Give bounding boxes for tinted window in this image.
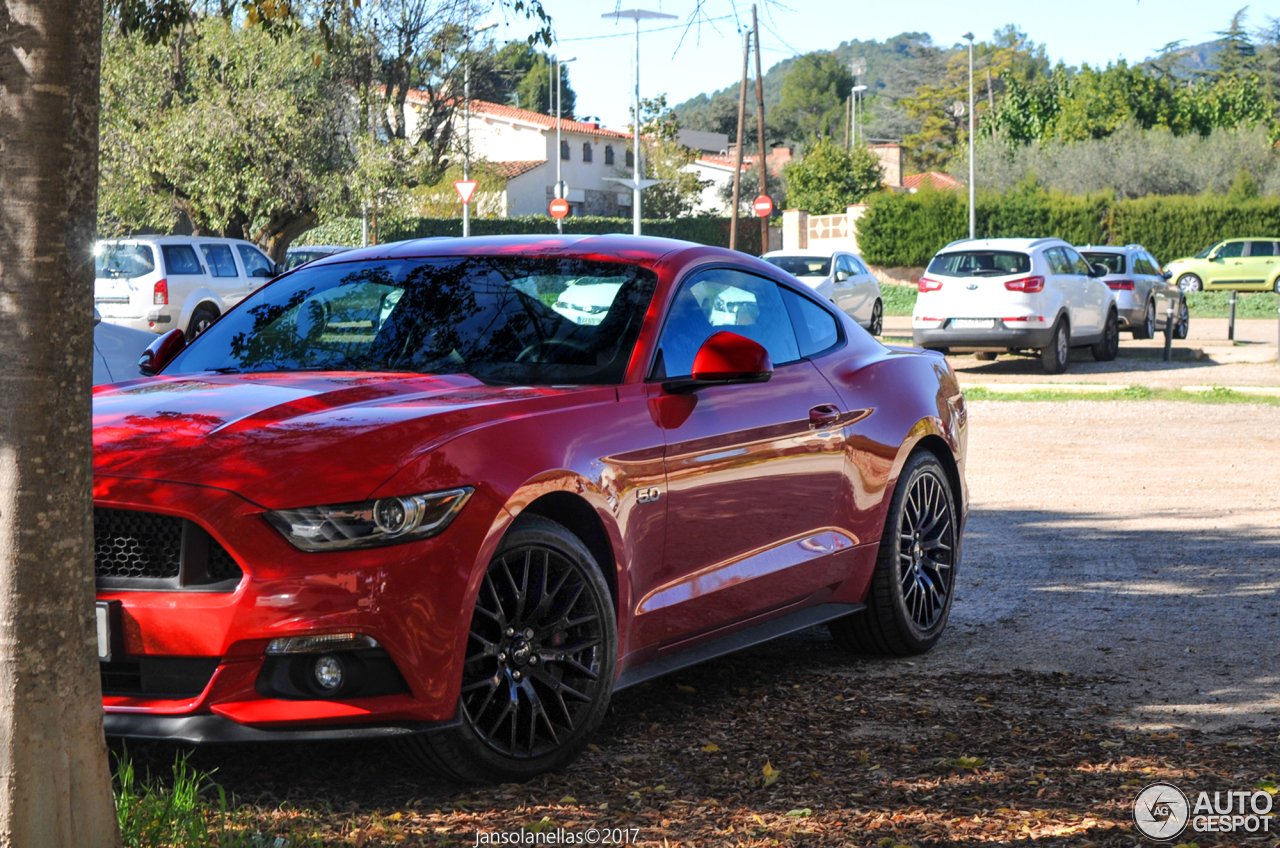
[927,251,1030,276]
[654,269,799,379]
[1080,252,1125,274]
[1062,247,1090,275]
[781,288,840,357]
[764,256,830,278]
[285,251,325,270]
[1248,240,1276,257]
[237,245,274,277]
[1217,241,1244,258]
[1144,253,1163,274]
[1044,248,1071,275]
[161,245,204,275]
[95,243,155,278]
[167,258,657,386]
[200,244,239,277]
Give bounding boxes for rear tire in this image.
[830,450,958,656]
[397,516,617,784]
[1040,318,1069,374]
[868,299,884,336]
[187,305,220,339]
[1091,310,1119,361]
[1173,299,1190,339]
[973,351,997,361]
[1133,301,1155,340]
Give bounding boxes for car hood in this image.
[93,372,596,508]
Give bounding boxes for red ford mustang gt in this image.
[93,235,968,783]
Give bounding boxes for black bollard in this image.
[1163,301,1174,363]
[1229,290,1236,342]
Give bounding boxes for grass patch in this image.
[1185,290,1278,319]
[880,282,918,316]
[115,747,317,848]
[963,384,1280,405]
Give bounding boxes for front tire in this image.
[868,299,884,336]
[1178,274,1202,293]
[1040,318,1070,374]
[397,516,617,784]
[1091,310,1119,361]
[830,450,958,656]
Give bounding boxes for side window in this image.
[781,288,840,357]
[1146,253,1163,274]
[654,269,800,380]
[1062,247,1090,275]
[161,244,204,276]
[838,256,857,276]
[237,245,274,278]
[851,256,871,275]
[200,244,239,277]
[1043,247,1068,276]
[1217,241,1244,258]
[1248,240,1276,257]
[1131,255,1148,276]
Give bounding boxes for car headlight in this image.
[265,487,473,551]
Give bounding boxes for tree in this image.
[0,0,122,844]
[474,41,575,116]
[774,52,853,141]
[624,95,710,219]
[783,136,883,214]
[1214,7,1259,80]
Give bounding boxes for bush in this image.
[298,215,765,254]
[1110,195,1280,261]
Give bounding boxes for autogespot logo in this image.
[1133,783,1190,841]
[1133,782,1275,840]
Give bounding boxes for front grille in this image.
[101,657,220,698]
[93,508,243,590]
[95,508,183,579]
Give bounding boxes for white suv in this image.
[94,236,280,338]
[912,237,1119,373]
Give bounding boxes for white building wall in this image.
[504,164,552,217]
[685,161,735,216]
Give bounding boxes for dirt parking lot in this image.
[124,401,1280,846]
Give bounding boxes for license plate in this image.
[951,319,994,329]
[95,601,114,661]
[94,296,131,304]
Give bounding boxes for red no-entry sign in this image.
[454,180,479,204]
[752,195,773,218]
[549,198,570,219]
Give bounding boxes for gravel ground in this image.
[121,401,1280,846]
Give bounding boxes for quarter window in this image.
[654,269,800,380]
[200,244,239,277]
[237,245,275,278]
[1247,240,1276,257]
[161,245,204,276]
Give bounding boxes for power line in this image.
[557,15,734,42]
[759,19,803,57]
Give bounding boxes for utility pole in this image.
[463,2,472,238]
[753,5,769,254]
[729,28,750,251]
[964,31,975,240]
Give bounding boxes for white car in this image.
[761,250,883,335]
[552,280,624,326]
[92,309,154,385]
[912,237,1119,374]
[94,236,280,338]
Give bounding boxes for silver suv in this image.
[1076,244,1188,340]
[94,236,280,338]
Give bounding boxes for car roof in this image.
[97,235,258,247]
[288,245,352,253]
[937,237,1067,252]
[761,249,855,258]
[1077,244,1143,253]
[303,234,718,270]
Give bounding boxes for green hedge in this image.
[299,215,764,254]
[857,190,1280,267]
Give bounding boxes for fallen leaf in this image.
[762,760,781,787]
[676,684,696,694]
[701,743,720,753]
[786,808,813,817]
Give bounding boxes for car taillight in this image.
[1004,276,1045,293]
[918,277,943,292]
[1107,279,1135,290]
[153,279,168,305]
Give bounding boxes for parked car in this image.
[912,237,1119,374]
[761,249,884,335]
[1076,244,1188,340]
[94,235,968,783]
[93,309,154,386]
[94,236,281,339]
[1164,238,1280,293]
[285,244,353,271]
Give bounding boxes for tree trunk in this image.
[0,1,120,845]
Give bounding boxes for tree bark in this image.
[0,1,120,845]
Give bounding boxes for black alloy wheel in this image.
[1135,301,1155,340]
[1091,310,1120,361]
[869,299,884,336]
[830,450,958,655]
[398,516,616,783]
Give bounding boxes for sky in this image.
[484,0,1270,129]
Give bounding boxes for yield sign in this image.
[454,180,479,204]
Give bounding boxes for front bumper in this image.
[103,711,458,743]
[913,320,1056,351]
[94,475,498,738]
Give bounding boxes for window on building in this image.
[560,140,570,161]
[625,149,634,168]
[582,142,593,163]
[604,145,614,165]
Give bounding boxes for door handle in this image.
[809,404,841,427]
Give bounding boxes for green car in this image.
[1163,238,1280,293]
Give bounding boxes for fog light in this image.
[313,655,344,692]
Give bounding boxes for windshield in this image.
[166,257,658,385]
[1079,252,1125,274]
[927,251,1031,277]
[95,243,156,278]
[1193,244,1217,259]
[763,256,831,278]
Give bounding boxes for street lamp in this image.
[463,15,498,238]
[962,31,975,240]
[601,8,678,236]
[851,84,867,148]
[552,56,577,234]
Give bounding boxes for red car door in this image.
[631,267,848,650]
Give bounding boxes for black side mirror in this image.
[1088,263,1109,278]
[1162,269,1172,280]
[138,328,185,376]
